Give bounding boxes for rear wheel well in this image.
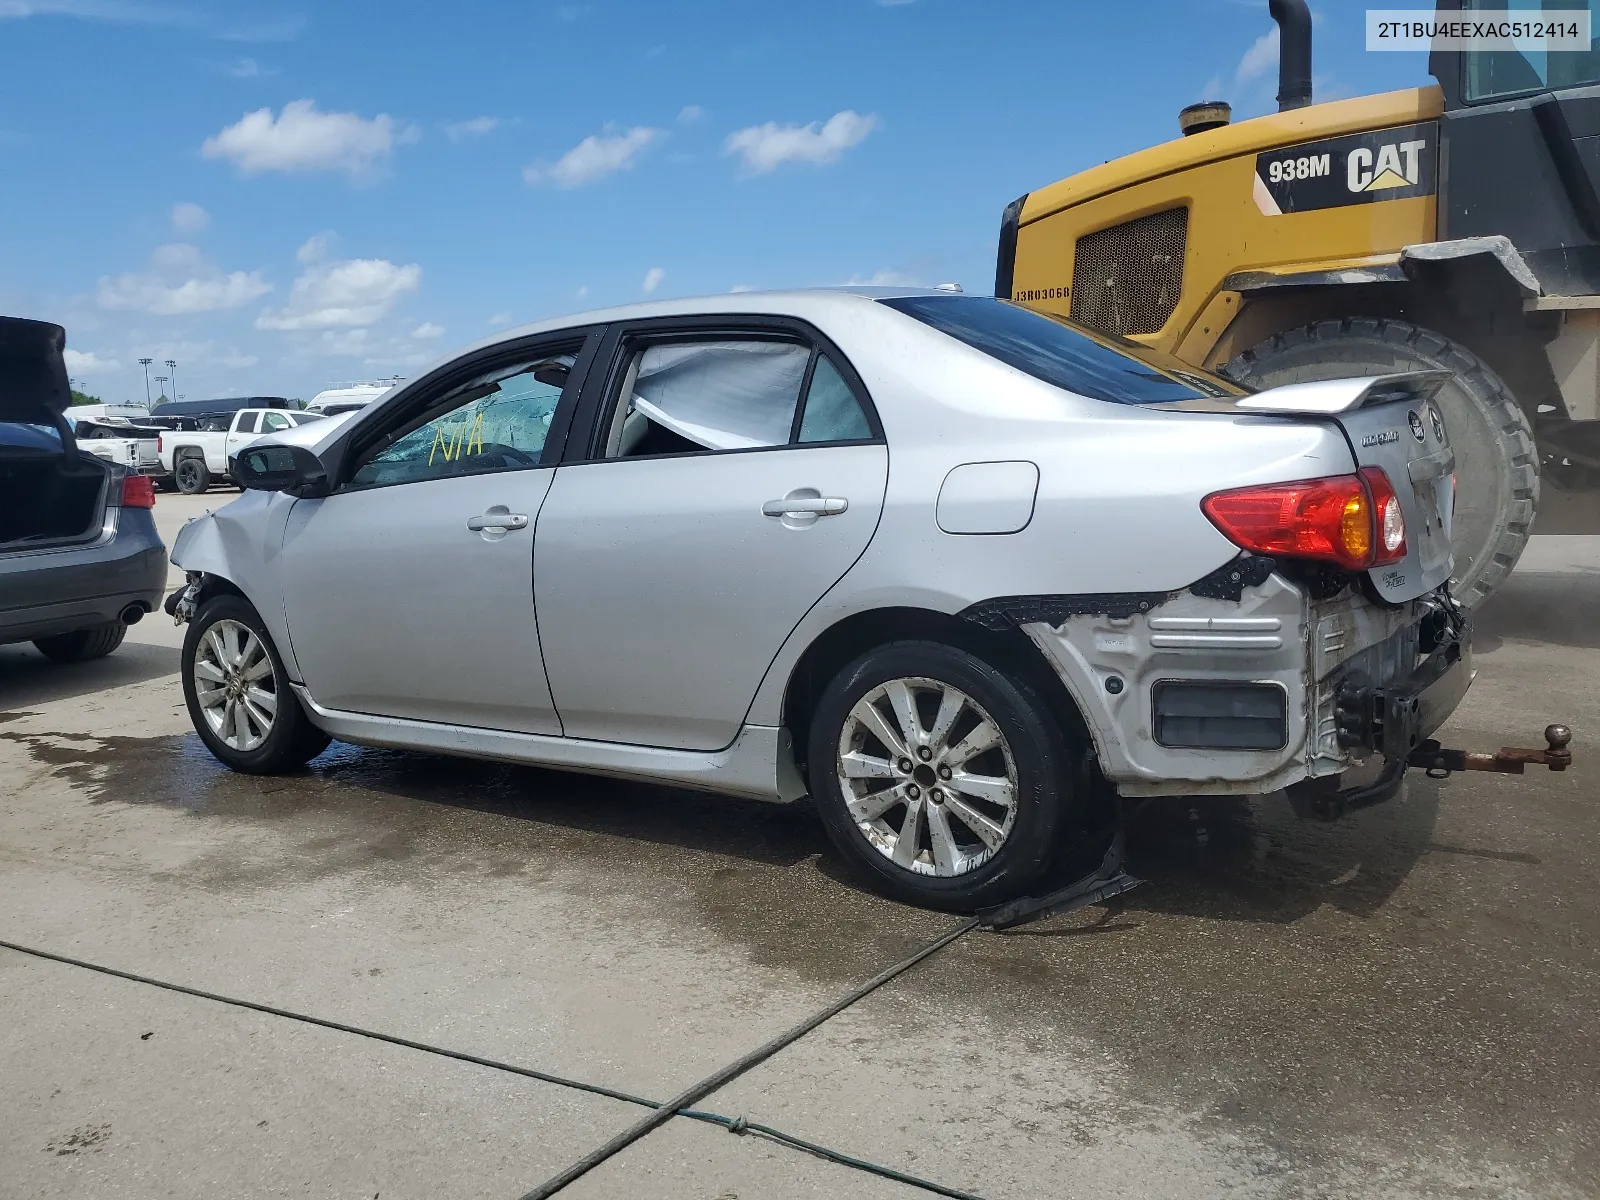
[781,607,1088,784]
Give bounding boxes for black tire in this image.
[33,622,127,663]
[182,595,331,774]
[807,640,1079,911]
[174,454,211,495]
[1226,318,1537,607]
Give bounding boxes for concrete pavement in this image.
[1,491,1595,1198]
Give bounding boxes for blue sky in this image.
[0,0,1429,405]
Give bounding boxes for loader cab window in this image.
[1462,0,1600,102]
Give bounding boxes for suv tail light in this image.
[1203,468,1405,571]
[121,473,156,509]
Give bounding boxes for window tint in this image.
[879,295,1241,405]
[347,353,574,489]
[235,412,259,434]
[1464,0,1599,101]
[798,355,872,443]
[287,411,323,426]
[606,339,809,458]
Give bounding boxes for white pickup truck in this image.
[157,408,324,494]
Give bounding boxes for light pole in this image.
[154,376,168,403]
[165,359,177,404]
[138,358,153,406]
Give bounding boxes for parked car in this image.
[168,289,1479,909]
[74,417,164,477]
[158,407,323,494]
[1,317,167,663]
[150,395,291,419]
[306,380,401,416]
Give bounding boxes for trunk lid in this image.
[1236,373,1456,603]
[0,316,73,427]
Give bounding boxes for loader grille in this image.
[1069,207,1188,337]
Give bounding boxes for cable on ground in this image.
[0,933,983,1200]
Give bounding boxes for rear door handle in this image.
[466,511,529,531]
[762,497,848,518]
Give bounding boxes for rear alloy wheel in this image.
[175,455,210,495]
[182,595,330,773]
[809,640,1078,911]
[33,621,127,663]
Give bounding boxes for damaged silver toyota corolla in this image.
[165,290,1572,911]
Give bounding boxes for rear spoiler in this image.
[1235,371,1454,415]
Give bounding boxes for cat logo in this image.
[1348,138,1429,193]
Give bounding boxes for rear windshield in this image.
[879,295,1242,405]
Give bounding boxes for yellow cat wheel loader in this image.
[998,0,1600,604]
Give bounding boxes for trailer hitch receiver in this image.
[1408,724,1573,777]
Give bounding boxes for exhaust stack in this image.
[1269,0,1313,111]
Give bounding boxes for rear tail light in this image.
[121,473,156,508]
[1202,468,1405,571]
[157,434,165,454]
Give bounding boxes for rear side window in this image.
[879,295,1240,405]
[235,412,259,433]
[798,355,872,443]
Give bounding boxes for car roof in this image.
[449,287,950,360]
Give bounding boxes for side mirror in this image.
[233,442,330,496]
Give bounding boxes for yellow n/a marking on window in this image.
[428,412,486,465]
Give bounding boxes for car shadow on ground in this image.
[0,640,178,711]
[5,716,1450,932]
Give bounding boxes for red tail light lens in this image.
[157,434,165,454]
[1203,469,1405,570]
[121,473,156,509]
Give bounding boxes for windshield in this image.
[1463,1,1600,101]
[879,295,1243,405]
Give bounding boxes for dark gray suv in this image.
[1,317,167,663]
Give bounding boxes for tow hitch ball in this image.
[1408,724,1573,777]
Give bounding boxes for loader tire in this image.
[1225,318,1537,607]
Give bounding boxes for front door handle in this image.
[466,511,529,532]
[762,496,848,518]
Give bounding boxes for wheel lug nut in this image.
[906,785,920,799]
[918,747,932,761]
[929,789,942,802]
[898,758,913,773]
[938,765,952,780]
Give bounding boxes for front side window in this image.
[287,411,323,426]
[603,337,875,458]
[260,411,291,433]
[346,352,575,490]
[880,294,1241,405]
[1463,0,1600,102]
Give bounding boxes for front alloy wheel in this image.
[839,677,1018,877]
[192,618,278,751]
[182,594,331,774]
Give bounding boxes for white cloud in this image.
[728,284,753,293]
[524,125,660,188]
[228,56,264,78]
[256,240,422,331]
[64,348,120,375]
[487,310,513,328]
[201,100,416,180]
[724,110,878,174]
[170,201,209,235]
[1236,28,1279,84]
[847,268,918,286]
[97,242,271,316]
[642,266,665,294]
[677,105,704,125]
[410,321,444,339]
[576,285,589,300]
[297,231,336,264]
[445,116,499,141]
[0,2,303,40]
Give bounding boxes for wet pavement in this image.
[0,493,1596,1198]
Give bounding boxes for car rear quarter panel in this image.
[744,306,1359,727]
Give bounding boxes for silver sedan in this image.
[170,288,1469,909]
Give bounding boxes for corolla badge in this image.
[1361,429,1400,447]
[1408,409,1426,442]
